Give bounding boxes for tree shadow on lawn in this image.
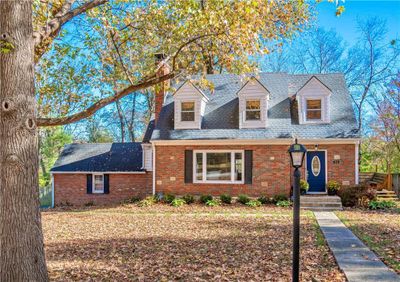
[45,219,343,281]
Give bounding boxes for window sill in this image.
[193,181,245,184]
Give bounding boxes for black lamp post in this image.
[288,139,307,282]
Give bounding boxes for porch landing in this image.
[300,195,343,211]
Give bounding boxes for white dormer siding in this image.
[238,78,269,129]
[173,81,208,130]
[296,76,331,124]
[141,144,153,171]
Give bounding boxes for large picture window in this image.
[194,151,244,183]
[306,99,322,120]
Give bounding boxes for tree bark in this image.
[0,1,48,281]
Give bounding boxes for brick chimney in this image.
[154,53,170,124]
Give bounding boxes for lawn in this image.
[42,204,345,281]
[336,208,400,274]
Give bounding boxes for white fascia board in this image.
[50,171,147,174]
[151,138,361,146]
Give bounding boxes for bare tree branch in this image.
[37,72,177,127]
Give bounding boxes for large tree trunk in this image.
[0,1,49,281]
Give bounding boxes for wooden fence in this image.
[39,186,52,208]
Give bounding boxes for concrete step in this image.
[300,195,343,211]
[301,206,343,211]
[301,196,341,203]
[301,202,343,208]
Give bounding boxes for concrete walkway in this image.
[314,212,399,282]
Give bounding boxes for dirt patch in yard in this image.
[43,205,344,281]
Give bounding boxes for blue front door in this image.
[306,151,326,193]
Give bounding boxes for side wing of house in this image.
[50,143,153,206]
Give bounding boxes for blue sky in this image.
[316,1,400,43]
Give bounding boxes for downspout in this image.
[51,173,55,208]
[355,141,359,185]
[152,142,156,195]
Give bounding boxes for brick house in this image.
[51,69,360,206]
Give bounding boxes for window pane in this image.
[307,110,321,120]
[246,100,260,110]
[206,153,231,181]
[235,153,242,181]
[196,153,203,181]
[181,102,195,111]
[246,110,261,120]
[94,175,103,192]
[181,111,195,121]
[307,100,321,110]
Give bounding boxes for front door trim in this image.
[305,149,328,194]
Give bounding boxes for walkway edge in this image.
[314,211,399,282]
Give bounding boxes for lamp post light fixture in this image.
[288,138,307,282]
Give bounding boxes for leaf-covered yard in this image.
[336,209,400,273]
[42,205,344,281]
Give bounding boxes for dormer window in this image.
[237,77,269,129]
[306,99,322,121]
[296,76,331,124]
[181,102,195,122]
[173,81,209,130]
[245,100,261,121]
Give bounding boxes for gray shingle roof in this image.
[144,73,359,141]
[51,143,143,172]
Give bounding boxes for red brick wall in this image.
[53,173,152,206]
[155,144,357,197]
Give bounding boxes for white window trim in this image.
[193,150,245,184]
[92,173,105,194]
[244,99,261,122]
[305,98,323,122]
[180,101,196,122]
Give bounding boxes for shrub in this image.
[338,185,376,207]
[237,194,250,204]
[257,196,271,205]
[206,199,221,207]
[125,196,141,204]
[200,194,213,204]
[276,200,292,207]
[246,199,262,207]
[138,196,157,207]
[327,180,341,195]
[220,194,232,204]
[300,180,309,194]
[182,194,195,204]
[272,194,288,204]
[163,194,175,204]
[84,201,94,207]
[171,198,186,207]
[368,200,396,210]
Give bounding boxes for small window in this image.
[245,100,261,120]
[181,102,195,121]
[306,99,322,120]
[311,156,321,177]
[93,174,104,193]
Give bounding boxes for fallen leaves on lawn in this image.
[42,205,345,281]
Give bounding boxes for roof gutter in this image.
[50,171,147,174]
[151,138,361,146]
